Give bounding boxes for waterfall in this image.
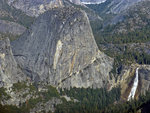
[128,68,139,101]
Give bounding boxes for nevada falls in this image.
[128,68,139,101]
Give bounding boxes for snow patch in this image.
[81,0,106,4]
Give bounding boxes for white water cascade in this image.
[128,68,139,101]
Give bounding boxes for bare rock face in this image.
[0,20,26,36]
[69,0,81,4]
[0,38,25,88]
[7,0,64,17]
[138,65,150,95]
[107,0,143,14]
[12,7,113,88]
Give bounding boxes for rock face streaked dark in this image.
[12,7,113,88]
[0,38,25,88]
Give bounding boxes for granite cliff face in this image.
[6,0,81,17]
[138,65,150,95]
[0,20,26,36]
[7,0,63,17]
[0,38,25,88]
[12,7,113,88]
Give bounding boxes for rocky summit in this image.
[12,7,113,89]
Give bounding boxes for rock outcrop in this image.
[0,0,34,36]
[0,38,25,88]
[138,65,150,95]
[0,20,26,36]
[70,0,81,4]
[7,0,64,17]
[107,0,143,14]
[12,7,113,88]
[30,98,62,113]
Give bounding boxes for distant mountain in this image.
[87,0,145,17]
[6,0,100,17]
[81,0,106,4]
[109,1,150,34]
[87,0,150,35]
[106,0,143,14]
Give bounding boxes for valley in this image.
[0,0,150,113]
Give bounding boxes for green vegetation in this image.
[55,87,121,113]
[56,89,150,113]
[88,2,150,77]
[101,91,150,113]
[0,84,60,113]
[0,87,10,101]
[105,46,150,77]
[86,0,112,15]
[41,85,60,102]
[19,85,60,112]
[0,97,42,113]
[12,82,37,93]
[26,97,42,109]
[0,85,150,113]
[0,1,150,113]
[12,82,28,91]
[87,0,115,21]
[29,85,37,93]
[0,104,21,113]
[94,26,150,44]
[89,1,150,45]
[0,33,20,41]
